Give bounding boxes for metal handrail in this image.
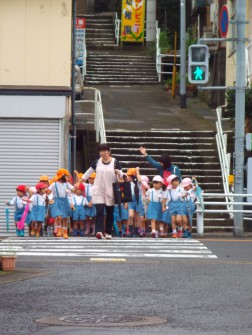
[115,13,120,46]
[215,106,233,216]
[75,87,106,144]
[155,22,180,81]
[196,193,252,236]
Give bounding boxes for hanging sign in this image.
[76,18,86,66]
[121,0,146,43]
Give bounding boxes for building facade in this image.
[0,0,72,235]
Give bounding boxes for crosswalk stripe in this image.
[0,237,218,259]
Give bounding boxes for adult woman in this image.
[82,143,123,239]
[139,146,182,182]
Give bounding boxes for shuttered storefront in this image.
[0,119,62,236]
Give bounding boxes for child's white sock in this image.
[178,227,182,231]
[173,229,177,234]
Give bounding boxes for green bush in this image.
[225,86,252,119]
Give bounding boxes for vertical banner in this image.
[76,18,86,66]
[121,0,146,43]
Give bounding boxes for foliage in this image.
[186,27,197,53]
[159,31,172,53]
[225,86,252,119]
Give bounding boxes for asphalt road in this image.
[0,239,252,335]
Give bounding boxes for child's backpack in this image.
[163,170,172,186]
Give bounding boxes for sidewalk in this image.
[96,84,217,131]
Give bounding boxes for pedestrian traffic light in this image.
[188,44,209,84]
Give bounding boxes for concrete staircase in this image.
[106,130,234,233]
[85,14,115,48]
[83,13,158,85]
[85,52,158,85]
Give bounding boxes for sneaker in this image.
[96,232,104,239]
[30,229,35,236]
[182,230,189,238]
[35,231,40,237]
[177,230,183,238]
[73,229,78,237]
[171,233,177,238]
[139,229,145,237]
[159,231,167,238]
[188,231,192,238]
[19,230,24,237]
[151,230,158,238]
[125,227,131,237]
[105,234,112,240]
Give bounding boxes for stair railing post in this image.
[196,201,204,236]
[94,89,99,142]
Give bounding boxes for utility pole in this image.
[180,0,186,108]
[233,0,246,237]
[71,0,77,175]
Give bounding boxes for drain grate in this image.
[36,314,167,327]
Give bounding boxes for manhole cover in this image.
[36,314,167,327]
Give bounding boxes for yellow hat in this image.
[50,175,58,184]
[56,168,71,180]
[78,173,83,179]
[126,168,136,176]
[39,175,50,182]
[89,172,96,179]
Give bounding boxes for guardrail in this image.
[215,106,233,216]
[155,22,180,82]
[196,193,252,236]
[75,87,106,144]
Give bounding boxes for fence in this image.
[196,193,252,236]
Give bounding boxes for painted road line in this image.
[1,238,218,259]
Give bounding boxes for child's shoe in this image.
[159,230,167,237]
[133,227,139,237]
[19,229,24,237]
[126,226,131,237]
[188,231,192,238]
[105,233,112,240]
[73,229,78,237]
[80,230,84,237]
[16,228,20,237]
[96,232,104,239]
[30,228,35,236]
[35,231,40,237]
[151,230,158,238]
[177,230,183,238]
[139,228,145,237]
[171,233,177,238]
[56,227,63,237]
[63,228,68,239]
[182,230,189,238]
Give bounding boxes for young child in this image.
[140,175,150,237]
[146,176,164,238]
[30,182,48,237]
[48,168,77,239]
[182,177,197,238]
[84,173,96,235]
[71,183,89,236]
[126,167,144,237]
[6,185,29,237]
[162,174,184,238]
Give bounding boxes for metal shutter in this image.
[0,119,61,236]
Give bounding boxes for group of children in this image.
[6,167,199,239]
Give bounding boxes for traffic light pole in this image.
[180,0,186,108]
[233,0,246,237]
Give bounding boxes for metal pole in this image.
[71,0,77,175]
[180,0,186,108]
[234,0,246,237]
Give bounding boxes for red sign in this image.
[76,18,86,29]
[220,5,229,38]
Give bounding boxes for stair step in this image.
[86,81,159,85]
[106,136,216,143]
[107,142,217,149]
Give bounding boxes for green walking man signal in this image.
[188,45,209,84]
